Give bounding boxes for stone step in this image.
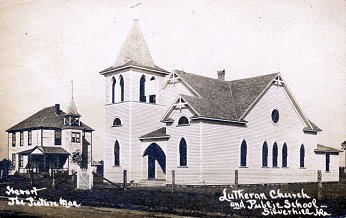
[137,180,167,187]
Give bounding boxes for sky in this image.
[0,0,345,165]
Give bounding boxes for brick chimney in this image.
[217,70,225,81]
[55,104,60,113]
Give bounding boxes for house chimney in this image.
[217,70,225,81]
[55,104,60,113]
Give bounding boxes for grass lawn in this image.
[0,175,345,217]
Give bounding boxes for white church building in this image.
[100,20,342,185]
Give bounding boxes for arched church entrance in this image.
[143,143,166,180]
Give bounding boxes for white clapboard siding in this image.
[130,102,166,182]
[166,108,202,185]
[104,102,131,183]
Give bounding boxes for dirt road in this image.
[0,199,186,218]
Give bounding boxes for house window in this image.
[119,75,124,102]
[28,131,32,146]
[271,109,279,124]
[112,118,122,126]
[178,116,189,125]
[12,154,16,168]
[20,132,24,146]
[12,133,16,147]
[111,77,116,103]
[262,141,268,167]
[300,144,305,168]
[114,141,120,166]
[179,138,187,166]
[19,155,23,167]
[240,140,247,167]
[272,142,278,167]
[282,143,288,167]
[139,75,146,102]
[71,132,80,143]
[55,130,62,145]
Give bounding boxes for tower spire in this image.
[114,19,155,68]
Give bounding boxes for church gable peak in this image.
[114,19,155,68]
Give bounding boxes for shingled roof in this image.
[99,20,169,75]
[139,127,170,140]
[176,70,278,121]
[171,70,321,131]
[6,105,93,132]
[314,144,343,154]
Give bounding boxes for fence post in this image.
[235,170,238,189]
[171,170,175,193]
[52,170,55,189]
[123,170,127,190]
[317,170,322,200]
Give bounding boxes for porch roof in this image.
[314,144,343,155]
[17,146,69,155]
[139,127,170,140]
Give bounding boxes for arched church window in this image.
[179,138,187,166]
[112,118,122,126]
[272,142,278,167]
[240,140,247,167]
[300,144,305,168]
[262,141,268,167]
[139,75,146,102]
[178,116,189,125]
[119,75,124,102]
[282,143,288,167]
[114,141,120,166]
[111,77,116,103]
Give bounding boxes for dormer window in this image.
[112,118,122,127]
[178,116,190,126]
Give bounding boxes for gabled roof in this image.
[17,146,69,155]
[163,70,320,131]
[314,144,343,154]
[139,127,170,140]
[170,71,277,121]
[6,105,94,132]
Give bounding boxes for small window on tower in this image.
[112,118,122,126]
[71,132,80,143]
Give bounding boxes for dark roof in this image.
[18,146,69,155]
[176,70,277,121]
[174,70,320,130]
[314,144,343,154]
[99,60,170,75]
[6,106,94,132]
[139,127,170,140]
